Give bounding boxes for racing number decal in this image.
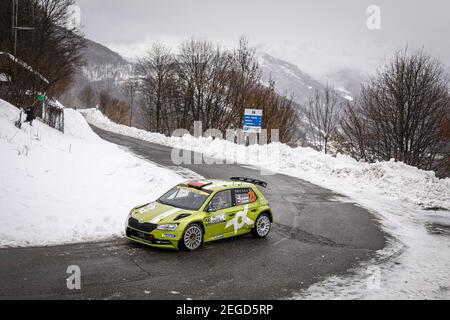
[248,191,257,203]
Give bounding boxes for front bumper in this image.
[125,226,180,250]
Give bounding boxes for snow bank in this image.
[82,108,450,299]
[0,100,183,247]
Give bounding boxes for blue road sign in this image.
[243,109,263,133]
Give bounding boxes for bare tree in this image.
[120,79,139,127]
[0,0,85,107]
[337,49,450,174]
[80,84,97,108]
[337,101,369,161]
[120,37,299,144]
[226,36,262,129]
[305,86,342,154]
[136,43,175,132]
[177,39,215,129]
[98,90,129,125]
[435,106,450,177]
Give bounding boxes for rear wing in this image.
[230,177,268,189]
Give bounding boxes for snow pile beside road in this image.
[279,148,449,211]
[0,99,183,247]
[82,108,450,211]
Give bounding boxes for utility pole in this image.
[11,0,35,57]
[12,0,17,55]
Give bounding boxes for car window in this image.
[159,187,210,211]
[208,190,233,211]
[167,188,189,200]
[234,188,258,206]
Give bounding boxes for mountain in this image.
[257,52,326,105]
[257,52,360,105]
[60,39,367,113]
[59,38,134,108]
[324,68,368,99]
[81,38,133,82]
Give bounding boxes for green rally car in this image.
[125,177,273,251]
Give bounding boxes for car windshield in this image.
[158,186,210,211]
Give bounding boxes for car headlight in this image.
[157,224,178,231]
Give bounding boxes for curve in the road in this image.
[0,126,386,300]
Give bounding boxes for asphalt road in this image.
[0,126,386,300]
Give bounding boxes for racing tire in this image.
[251,213,272,239]
[179,223,204,252]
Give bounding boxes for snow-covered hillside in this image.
[0,99,182,247]
[81,38,134,82]
[83,108,450,299]
[258,53,327,104]
[258,52,361,104]
[60,38,134,108]
[324,68,367,98]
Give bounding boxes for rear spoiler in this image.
[230,177,268,188]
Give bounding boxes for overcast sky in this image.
[75,0,450,76]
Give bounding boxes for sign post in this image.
[36,95,46,102]
[36,95,46,125]
[243,109,263,133]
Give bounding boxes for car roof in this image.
[182,179,256,192]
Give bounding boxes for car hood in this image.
[131,201,193,224]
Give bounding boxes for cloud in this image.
[77,0,450,75]
[106,35,236,61]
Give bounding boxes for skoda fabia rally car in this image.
[125,177,273,251]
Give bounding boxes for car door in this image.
[203,190,233,241]
[224,188,260,236]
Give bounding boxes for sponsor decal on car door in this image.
[204,190,232,241]
[225,205,254,235]
[225,188,259,235]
